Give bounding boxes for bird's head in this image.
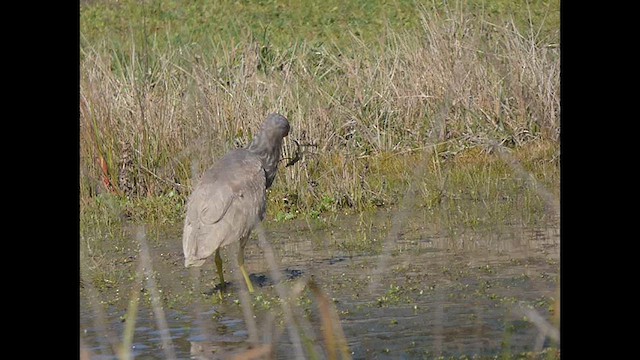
[262,113,290,139]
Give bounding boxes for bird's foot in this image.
[202,281,232,296]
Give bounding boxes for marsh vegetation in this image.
[80,0,560,358]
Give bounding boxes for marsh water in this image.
[80,208,559,359]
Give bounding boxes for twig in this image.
[133,148,185,189]
[513,302,560,345]
[120,251,144,360]
[231,245,259,344]
[284,139,302,167]
[80,258,121,357]
[283,139,319,167]
[135,225,177,360]
[308,279,352,360]
[255,223,306,359]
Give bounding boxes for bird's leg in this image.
[215,248,226,299]
[238,244,255,293]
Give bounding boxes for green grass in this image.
[80,0,559,238]
[81,0,558,51]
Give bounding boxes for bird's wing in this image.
[183,152,267,266]
[194,180,235,225]
[185,153,269,226]
[198,158,265,224]
[183,178,230,266]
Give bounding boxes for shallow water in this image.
[80,209,559,359]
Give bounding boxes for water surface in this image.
[80,208,559,359]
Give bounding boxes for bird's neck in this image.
[247,135,283,189]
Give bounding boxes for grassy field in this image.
[80,0,559,232]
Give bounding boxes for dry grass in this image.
[80,5,559,224]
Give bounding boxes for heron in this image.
[182,113,290,294]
